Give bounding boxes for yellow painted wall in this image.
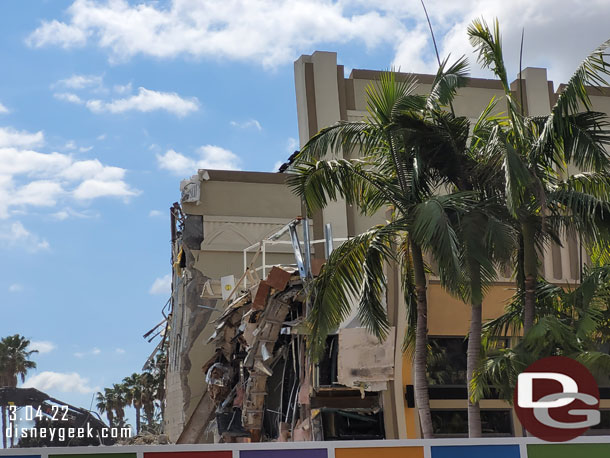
[427,283,515,336]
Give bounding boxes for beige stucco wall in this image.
[293,50,610,439]
[166,51,610,442]
[165,171,303,441]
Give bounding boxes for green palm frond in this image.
[295,121,375,163]
[366,71,424,125]
[307,220,407,359]
[426,55,469,110]
[551,38,610,121]
[502,140,533,215]
[535,38,610,155]
[467,18,509,89]
[560,111,610,170]
[410,193,474,292]
[287,158,407,215]
[467,17,524,130]
[398,236,418,355]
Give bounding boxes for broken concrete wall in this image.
[337,327,395,392]
[164,170,303,442]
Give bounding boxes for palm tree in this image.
[123,374,144,435]
[110,384,127,427]
[96,389,115,427]
[0,335,38,448]
[96,384,127,428]
[473,264,610,402]
[466,19,610,336]
[289,63,471,438]
[411,90,518,437]
[140,372,157,429]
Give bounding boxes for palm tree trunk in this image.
[1,406,6,449]
[466,255,483,438]
[136,408,141,435]
[521,222,537,335]
[411,241,434,438]
[467,300,483,437]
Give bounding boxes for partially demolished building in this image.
[165,171,399,443]
[162,52,610,442]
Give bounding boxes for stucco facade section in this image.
[164,51,610,442]
[164,171,302,442]
[293,51,610,439]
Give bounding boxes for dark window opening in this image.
[320,408,384,440]
[318,335,339,387]
[431,409,513,437]
[428,337,467,386]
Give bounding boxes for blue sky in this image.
[1,0,608,425]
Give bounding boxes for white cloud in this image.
[26,0,405,68]
[150,273,171,295]
[26,0,610,82]
[230,119,262,131]
[73,178,139,200]
[384,0,610,83]
[53,75,195,117]
[54,92,84,104]
[86,87,199,117]
[286,137,299,152]
[157,145,241,176]
[0,102,9,114]
[115,348,126,354]
[8,283,23,293]
[271,161,284,172]
[114,82,132,94]
[0,127,44,148]
[55,74,103,90]
[74,347,102,358]
[149,209,163,218]
[0,128,139,219]
[51,207,99,220]
[96,133,106,141]
[23,371,97,394]
[0,221,50,252]
[29,341,56,354]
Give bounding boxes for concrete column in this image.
[294,51,350,239]
[520,67,558,282]
[518,67,551,116]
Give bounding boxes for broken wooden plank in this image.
[266,266,292,291]
[252,281,271,310]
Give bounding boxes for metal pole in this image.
[324,223,333,259]
[302,218,312,279]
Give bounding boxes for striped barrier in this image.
[2,437,610,458]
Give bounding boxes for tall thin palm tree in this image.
[96,385,127,428]
[467,19,610,336]
[140,372,157,429]
[289,62,470,438]
[110,384,127,427]
[123,374,144,435]
[412,97,517,437]
[0,335,38,448]
[95,389,115,427]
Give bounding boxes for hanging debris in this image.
[170,217,395,443]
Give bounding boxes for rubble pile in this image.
[202,265,311,442]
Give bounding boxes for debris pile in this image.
[203,265,310,442]
[171,217,395,443]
